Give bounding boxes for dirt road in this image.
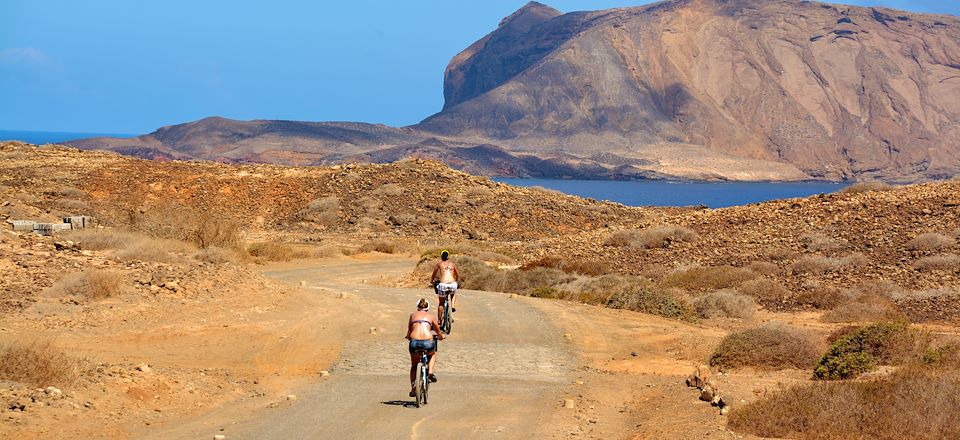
[143,256,576,439]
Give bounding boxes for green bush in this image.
[813,321,915,380]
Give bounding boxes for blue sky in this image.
[2,0,958,134]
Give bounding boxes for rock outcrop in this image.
[67,0,960,181]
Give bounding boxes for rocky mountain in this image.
[68,0,960,181]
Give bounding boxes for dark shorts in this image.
[409,338,436,354]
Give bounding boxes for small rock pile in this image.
[684,365,729,415]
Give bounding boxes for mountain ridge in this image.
[67,0,960,182]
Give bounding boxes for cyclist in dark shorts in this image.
[406,298,443,397]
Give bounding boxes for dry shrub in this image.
[48,269,124,300]
[359,239,402,254]
[906,233,955,251]
[746,261,779,275]
[662,265,757,291]
[729,366,960,440]
[796,284,845,309]
[606,285,697,322]
[301,196,340,226]
[606,227,697,248]
[466,186,494,198]
[46,187,85,198]
[709,323,820,370]
[0,339,94,387]
[418,245,515,265]
[821,296,905,323]
[694,290,756,319]
[194,246,244,264]
[838,181,896,194]
[521,256,607,276]
[372,183,404,197]
[813,321,920,380]
[247,242,328,261]
[763,247,796,261]
[529,185,564,196]
[356,216,388,232]
[55,198,90,212]
[915,253,960,271]
[792,253,868,274]
[802,233,843,251]
[129,205,243,249]
[64,229,194,263]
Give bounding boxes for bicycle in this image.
[412,336,438,408]
[434,283,454,335]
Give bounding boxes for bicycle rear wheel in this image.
[414,357,424,408]
[441,299,452,334]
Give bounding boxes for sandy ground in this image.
[2,253,850,439]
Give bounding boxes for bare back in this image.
[408,310,438,341]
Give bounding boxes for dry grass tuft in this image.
[64,229,194,263]
[746,261,779,275]
[662,265,757,291]
[521,256,607,276]
[915,253,960,271]
[247,242,333,261]
[372,183,404,197]
[693,290,756,319]
[738,278,792,306]
[791,253,867,275]
[466,187,494,198]
[48,269,125,300]
[0,339,95,387]
[709,323,820,370]
[729,366,960,440]
[359,239,403,254]
[821,296,905,323]
[838,181,896,194]
[802,233,843,251]
[906,233,955,251]
[604,226,697,248]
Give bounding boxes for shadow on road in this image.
[381,400,419,408]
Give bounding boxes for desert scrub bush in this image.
[55,198,90,212]
[356,216,388,232]
[802,233,843,251]
[300,196,339,225]
[371,183,404,197]
[0,339,95,387]
[661,265,756,291]
[738,278,792,305]
[466,186,494,198]
[418,245,515,265]
[727,366,960,440]
[791,253,866,275]
[915,253,960,271]
[812,320,920,380]
[708,323,820,370]
[247,242,327,261]
[48,269,125,300]
[359,239,404,254]
[521,256,607,276]
[746,261,779,275]
[193,246,244,264]
[906,232,956,251]
[693,290,756,319]
[63,229,193,262]
[606,285,697,322]
[837,181,896,194]
[127,204,243,249]
[795,284,845,309]
[604,226,697,248]
[821,295,905,323]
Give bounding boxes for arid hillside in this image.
[3,142,960,439]
[68,0,960,182]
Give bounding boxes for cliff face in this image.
[421,0,960,180]
[68,0,960,181]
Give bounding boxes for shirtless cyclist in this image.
[430,250,460,326]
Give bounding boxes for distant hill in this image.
[69,0,960,181]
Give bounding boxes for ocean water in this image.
[0,130,133,145]
[496,178,849,208]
